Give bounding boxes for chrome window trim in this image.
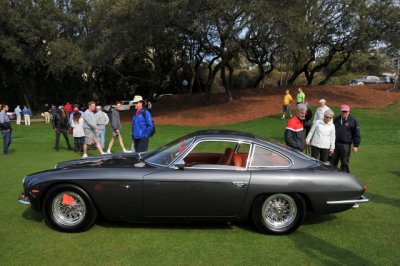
[170,138,252,170]
[249,144,293,168]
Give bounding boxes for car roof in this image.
[191,129,256,139]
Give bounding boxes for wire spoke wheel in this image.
[262,194,297,229]
[44,184,97,232]
[52,191,87,226]
[252,193,306,235]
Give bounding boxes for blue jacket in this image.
[333,115,361,147]
[22,107,31,116]
[132,108,153,139]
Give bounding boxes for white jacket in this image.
[313,106,331,123]
[306,119,335,150]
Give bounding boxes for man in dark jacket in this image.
[0,104,12,155]
[284,103,308,151]
[332,104,361,173]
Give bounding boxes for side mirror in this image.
[173,160,185,170]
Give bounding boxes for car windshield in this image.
[144,136,195,166]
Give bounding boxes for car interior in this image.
[183,141,249,168]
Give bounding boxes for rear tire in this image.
[43,184,97,232]
[252,193,306,235]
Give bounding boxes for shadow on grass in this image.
[303,212,337,225]
[290,231,372,265]
[22,208,43,222]
[390,171,400,177]
[366,192,400,208]
[96,219,237,232]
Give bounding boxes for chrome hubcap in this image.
[262,194,297,229]
[52,191,86,226]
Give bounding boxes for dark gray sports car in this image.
[18,130,368,234]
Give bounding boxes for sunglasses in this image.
[324,116,332,119]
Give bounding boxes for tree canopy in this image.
[1,0,399,109]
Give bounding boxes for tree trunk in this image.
[226,63,234,101]
[319,52,352,85]
[204,61,223,105]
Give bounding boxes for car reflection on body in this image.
[18,130,368,235]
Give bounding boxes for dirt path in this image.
[122,84,400,126]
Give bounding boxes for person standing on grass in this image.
[52,108,72,151]
[306,110,335,163]
[107,101,130,153]
[82,101,105,159]
[14,105,22,125]
[70,111,85,153]
[303,102,313,137]
[95,105,109,149]
[0,104,12,155]
[313,99,331,122]
[131,95,154,152]
[296,87,306,105]
[22,106,31,126]
[332,104,361,173]
[281,89,293,119]
[284,103,307,152]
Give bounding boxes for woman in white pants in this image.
[306,110,335,163]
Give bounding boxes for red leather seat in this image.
[233,154,243,167]
[218,148,234,165]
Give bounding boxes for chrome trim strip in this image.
[326,195,369,205]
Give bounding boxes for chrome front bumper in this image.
[326,195,369,205]
[18,193,31,205]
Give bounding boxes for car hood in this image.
[55,153,153,169]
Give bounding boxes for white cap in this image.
[132,95,144,103]
[318,99,326,103]
[96,106,102,110]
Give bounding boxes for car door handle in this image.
[232,181,247,188]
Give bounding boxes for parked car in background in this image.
[350,76,384,85]
[103,100,134,112]
[18,130,368,235]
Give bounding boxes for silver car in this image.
[350,75,383,85]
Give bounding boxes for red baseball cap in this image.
[341,104,350,112]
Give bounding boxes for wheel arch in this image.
[39,181,100,215]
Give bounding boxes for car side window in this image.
[183,140,250,168]
[251,145,291,167]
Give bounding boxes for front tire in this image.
[252,193,306,235]
[43,184,97,232]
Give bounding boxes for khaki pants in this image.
[44,112,51,123]
[24,115,30,126]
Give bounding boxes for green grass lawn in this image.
[1,104,399,265]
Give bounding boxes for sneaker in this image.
[123,149,132,153]
[82,154,88,159]
[281,116,285,119]
[106,150,111,154]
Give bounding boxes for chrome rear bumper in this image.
[326,195,369,205]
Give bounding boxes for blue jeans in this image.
[1,130,12,154]
[98,125,106,149]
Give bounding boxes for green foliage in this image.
[1,105,399,265]
[1,0,399,108]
